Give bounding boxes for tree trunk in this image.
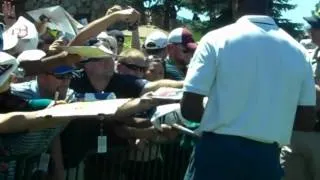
[163,0,171,30]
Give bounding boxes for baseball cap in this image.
[97,32,118,54]
[52,65,75,75]
[304,6,320,29]
[107,30,125,44]
[17,49,47,62]
[48,65,79,79]
[304,16,320,29]
[2,16,39,53]
[143,31,168,50]
[168,27,197,50]
[0,52,19,87]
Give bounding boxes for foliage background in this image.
[120,0,308,46]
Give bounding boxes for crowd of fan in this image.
[3,1,320,180]
[0,3,199,180]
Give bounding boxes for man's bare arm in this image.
[180,92,205,123]
[0,111,72,134]
[140,80,183,95]
[114,124,178,141]
[293,106,316,131]
[115,116,152,128]
[114,98,165,118]
[69,9,140,46]
[131,29,141,50]
[315,84,320,111]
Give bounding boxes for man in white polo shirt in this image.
[180,0,316,179]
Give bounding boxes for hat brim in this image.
[52,65,76,75]
[186,42,197,51]
[304,16,320,28]
[0,52,19,87]
[17,50,46,62]
[2,32,18,51]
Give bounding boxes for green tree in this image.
[181,0,304,39]
[272,0,304,39]
[111,0,303,38]
[146,0,184,30]
[311,1,320,16]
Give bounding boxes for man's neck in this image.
[169,57,187,73]
[86,73,112,92]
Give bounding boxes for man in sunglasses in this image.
[116,48,147,78]
[11,65,77,180]
[0,52,79,180]
[11,65,77,101]
[165,27,197,81]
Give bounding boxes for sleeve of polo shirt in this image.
[298,60,316,106]
[183,38,217,96]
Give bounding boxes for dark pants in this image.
[193,133,283,180]
[184,148,195,180]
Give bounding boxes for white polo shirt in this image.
[183,15,316,145]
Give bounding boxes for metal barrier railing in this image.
[72,142,192,180]
[0,141,193,180]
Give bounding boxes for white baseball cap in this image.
[97,32,118,55]
[0,52,19,87]
[17,49,47,62]
[2,16,39,53]
[143,31,168,50]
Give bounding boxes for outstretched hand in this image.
[113,8,140,26]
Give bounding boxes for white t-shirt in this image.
[183,15,316,145]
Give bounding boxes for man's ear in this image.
[116,63,124,73]
[167,44,176,56]
[164,47,169,55]
[37,74,47,84]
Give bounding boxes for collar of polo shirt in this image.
[237,15,277,26]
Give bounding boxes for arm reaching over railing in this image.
[69,8,140,46]
[0,111,72,134]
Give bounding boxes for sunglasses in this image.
[81,57,115,64]
[120,62,146,72]
[48,72,73,80]
[145,55,164,63]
